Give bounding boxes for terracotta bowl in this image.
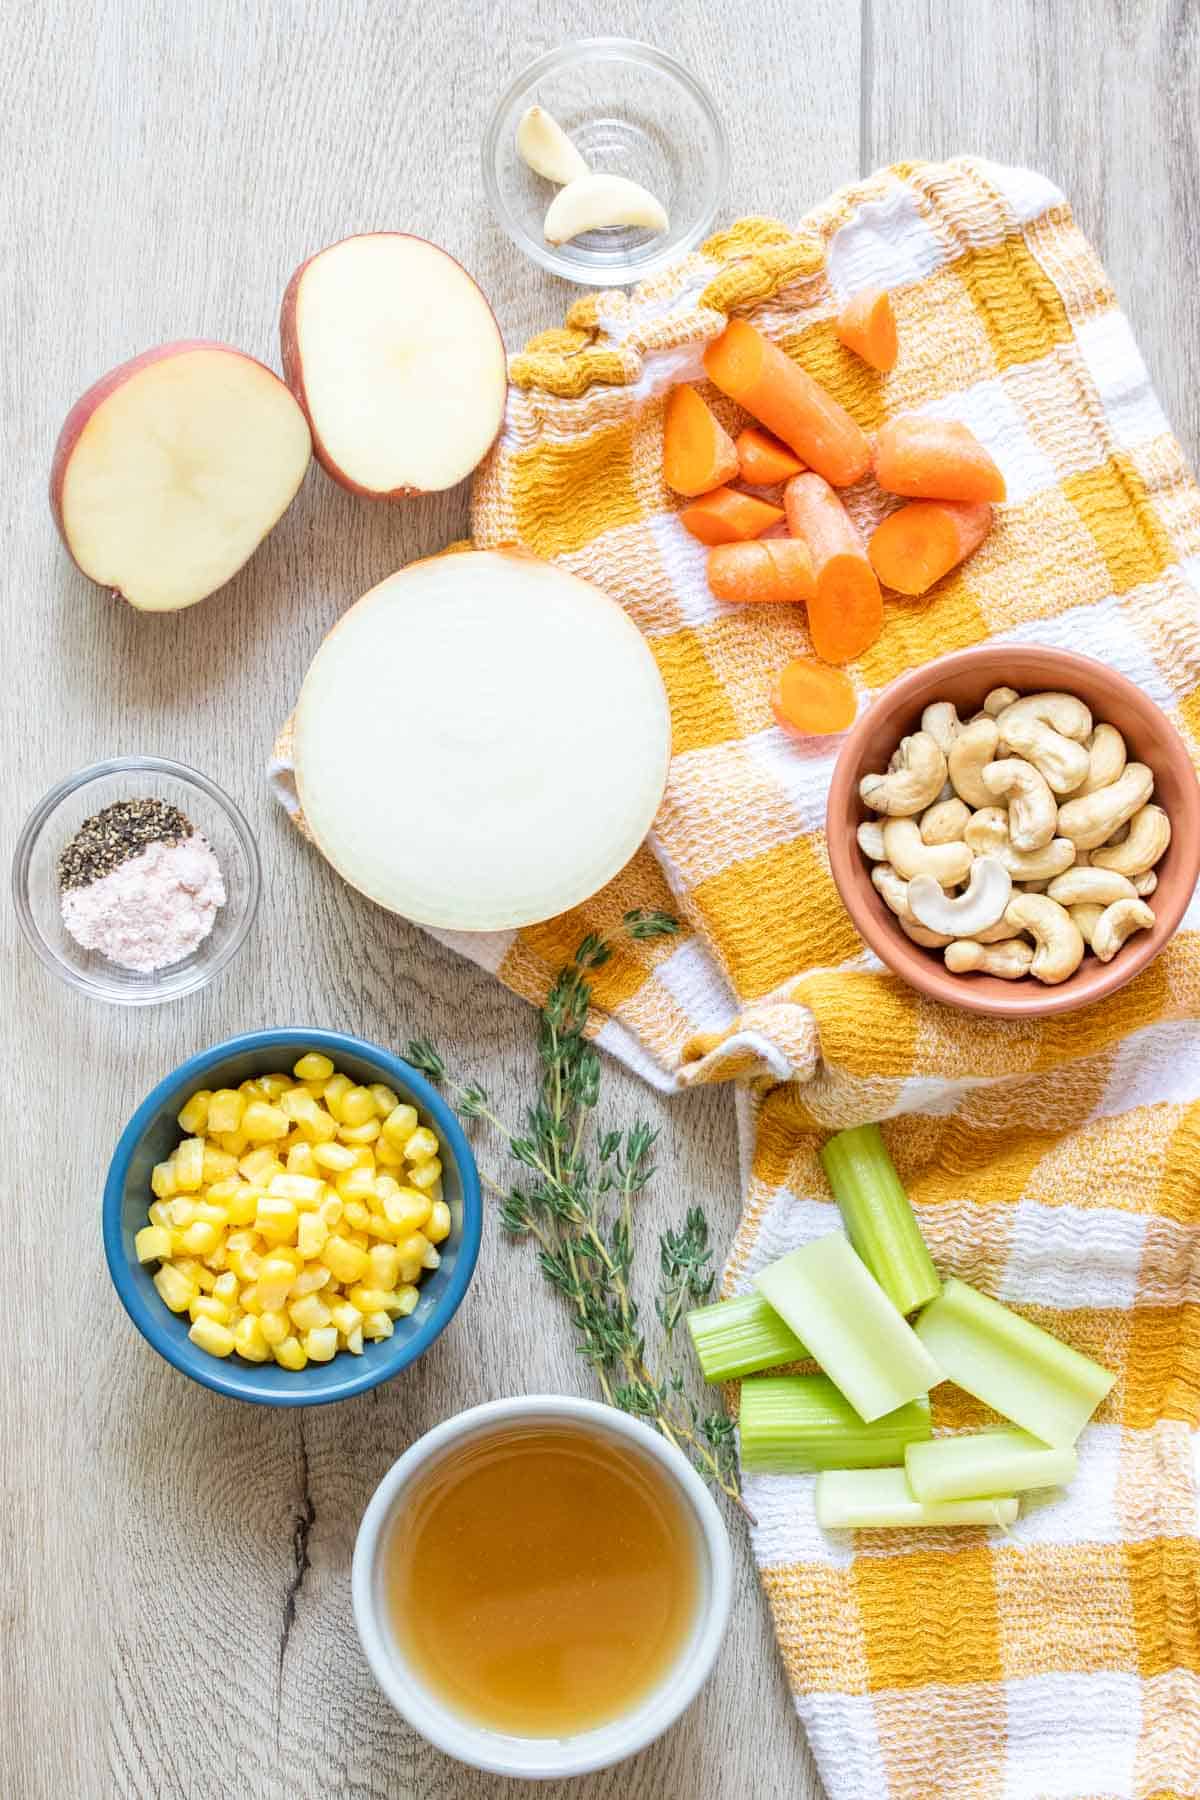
[827,647,1200,1018]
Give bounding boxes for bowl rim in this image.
[351,1393,734,1776]
[103,1028,482,1404]
[827,646,1200,1018]
[481,36,729,288]
[11,754,262,1006]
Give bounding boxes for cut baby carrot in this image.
[704,318,871,488]
[663,384,739,496]
[868,500,993,595]
[735,426,806,486]
[874,415,1006,503]
[708,538,816,605]
[679,486,784,545]
[784,473,883,663]
[771,658,857,736]
[835,289,898,373]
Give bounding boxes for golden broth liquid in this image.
[384,1424,700,1737]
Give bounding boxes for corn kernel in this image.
[135,1225,172,1263]
[260,1073,291,1099]
[335,1165,376,1204]
[297,1213,328,1259]
[257,1257,298,1312]
[173,1137,205,1193]
[177,1090,211,1135]
[407,1157,442,1192]
[281,1087,336,1143]
[242,1101,289,1142]
[384,1190,432,1234]
[232,1315,270,1362]
[289,1293,332,1333]
[343,1200,372,1233]
[240,1078,268,1100]
[367,1244,401,1290]
[364,1213,397,1242]
[351,1147,377,1170]
[239,1147,283,1183]
[175,1258,217,1294]
[194,1201,228,1226]
[286,1143,319,1178]
[273,1335,307,1371]
[179,1219,222,1256]
[189,1315,235,1357]
[426,1200,451,1244]
[421,1241,441,1271]
[266,1174,323,1208]
[375,1138,404,1169]
[338,1086,374,1129]
[303,1326,338,1363]
[346,1285,393,1315]
[212,1270,239,1304]
[367,1083,399,1117]
[228,1246,262,1283]
[189,1294,232,1325]
[225,1187,260,1228]
[313,1141,356,1174]
[329,1299,363,1335]
[205,1087,243,1135]
[395,1232,430,1282]
[339,1118,380,1145]
[217,1129,250,1156]
[323,1073,352,1120]
[163,1197,197,1230]
[153,1264,196,1312]
[405,1126,439,1165]
[319,1195,344,1228]
[150,1161,177,1200]
[322,1236,369,1284]
[361,1310,394,1341]
[200,1147,236,1186]
[294,1052,334,1082]
[259,1308,289,1346]
[382,1103,419,1148]
[272,1246,304,1270]
[345,1325,364,1355]
[393,1284,420,1317]
[147,1200,171,1230]
[290,1265,330,1296]
[205,1176,242,1206]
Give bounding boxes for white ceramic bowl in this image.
[352,1394,733,1777]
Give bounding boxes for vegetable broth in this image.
[384,1423,700,1736]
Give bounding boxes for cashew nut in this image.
[1076,724,1127,797]
[1057,764,1155,850]
[908,856,1012,937]
[995,713,1090,794]
[1132,870,1158,896]
[544,173,669,245]
[516,105,590,185]
[1069,902,1105,949]
[973,917,1031,943]
[995,691,1092,742]
[1045,867,1138,907]
[920,796,971,845]
[945,938,1035,979]
[882,818,974,885]
[981,757,1058,850]
[983,686,1020,718]
[948,717,1000,808]
[857,820,888,861]
[1089,804,1171,878]
[1091,897,1155,963]
[900,917,953,949]
[963,807,1076,881]
[873,864,953,945]
[1003,894,1085,984]
[859,732,948,816]
[920,702,963,756]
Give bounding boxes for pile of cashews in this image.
[856,686,1171,984]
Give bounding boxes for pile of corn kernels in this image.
[136,1052,450,1370]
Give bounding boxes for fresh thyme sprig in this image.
[408,909,751,1519]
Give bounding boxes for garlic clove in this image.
[544,173,669,245]
[516,105,590,186]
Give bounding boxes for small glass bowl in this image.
[483,39,728,287]
[12,756,260,1006]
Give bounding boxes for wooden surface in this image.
[3,4,1196,1797]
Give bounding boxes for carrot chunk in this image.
[708,538,816,605]
[679,486,784,545]
[771,659,857,736]
[874,415,1006,503]
[704,319,871,488]
[835,289,898,373]
[868,500,993,595]
[735,426,806,486]
[784,473,883,663]
[663,384,739,497]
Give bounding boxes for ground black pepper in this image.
[57,799,194,891]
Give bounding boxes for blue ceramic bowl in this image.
[103,1029,482,1405]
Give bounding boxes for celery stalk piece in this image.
[686,1293,807,1382]
[914,1277,1116,1448]
[754,1234,943,1423]
[815,1467,1019,1530]
[820,1124,940,1315]
[905,1429,1077,1502]
[739,1375,931,1473]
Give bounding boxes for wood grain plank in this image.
[0,0,855,1796]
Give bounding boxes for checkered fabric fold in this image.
[273,160,1200,1800]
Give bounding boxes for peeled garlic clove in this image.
[516,105,589,185]
[544,173,669,245]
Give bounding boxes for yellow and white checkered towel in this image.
[274,160,1200,1799]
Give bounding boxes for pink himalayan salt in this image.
[61,832,226,973]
